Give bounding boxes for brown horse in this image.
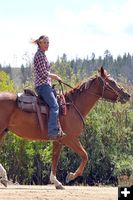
[0,67,130,189]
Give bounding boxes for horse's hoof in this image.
[56,184,65,190]
[1,179,8,187]
[66,172,74,183]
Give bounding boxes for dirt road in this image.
[0,185,117,200]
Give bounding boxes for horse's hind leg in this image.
[50,141,64,189]
[0,131,7,141]
[0,128,8,187]
[0,164,8,187]
[65,139,88,183]
[0,122,8,141]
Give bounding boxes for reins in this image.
[58,76,121,128]
[58,80,74,90]
[58,81,85,127]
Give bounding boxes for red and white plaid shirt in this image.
[33,49,51,87]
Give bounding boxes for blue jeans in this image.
[36,84,59,136]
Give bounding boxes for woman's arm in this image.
[49,73,62,81]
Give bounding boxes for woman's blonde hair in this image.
[31,35,49,46]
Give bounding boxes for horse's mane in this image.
[65,75,97,101]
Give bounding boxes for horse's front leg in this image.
[65,139,88,183]
[50,141,64,189]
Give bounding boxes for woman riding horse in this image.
[0,66,130,189]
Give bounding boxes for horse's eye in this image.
[109,78,117,85]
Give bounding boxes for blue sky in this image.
[0,0,133,67]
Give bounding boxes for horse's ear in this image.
[98,66,105,77]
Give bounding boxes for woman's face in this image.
[39,37,49,51]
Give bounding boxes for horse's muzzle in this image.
[119,93,131,104]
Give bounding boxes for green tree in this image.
[0,71,15,92]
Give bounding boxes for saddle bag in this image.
[17,95,37,112]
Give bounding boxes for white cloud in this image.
[0,0,133,66]
[52,1,133,58]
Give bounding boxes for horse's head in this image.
[96,66,130,103]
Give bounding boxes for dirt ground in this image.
[0,184,117,200]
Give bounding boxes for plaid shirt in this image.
[33,49,51,87]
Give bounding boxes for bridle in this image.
[88,76,122,103]
[58,77,122,126]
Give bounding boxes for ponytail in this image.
[31,38,39,45]
[31,35,48,46]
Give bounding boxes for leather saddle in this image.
[17,89,67,133]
